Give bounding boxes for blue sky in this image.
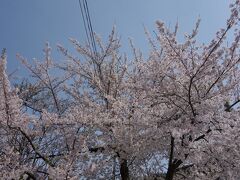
[0,0,233,75]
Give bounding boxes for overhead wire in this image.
[78,0,92,53]
[84,0,97,56]
[78,0,98,58]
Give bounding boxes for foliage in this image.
[1,1,240,179]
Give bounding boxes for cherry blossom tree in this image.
[1,0,240,179]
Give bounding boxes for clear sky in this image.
[0,0,233,74]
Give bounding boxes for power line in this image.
[78,0,98,58]
[78,0,92,53]
[82,0,96,56]
[84,0,97,56]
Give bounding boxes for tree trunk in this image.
[165,137,183,180]
[166,165,175,180]
[112,156,116,180]
[166,136,175,180]
[120,159,129,180]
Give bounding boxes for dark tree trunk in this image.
[120,159,129,180]
[166,136,175,180]
[166,167,174,180]
[165,137,183,180]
